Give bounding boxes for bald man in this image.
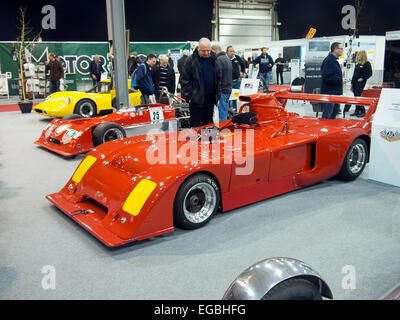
[152,54,176,102]
[181,38,222,127]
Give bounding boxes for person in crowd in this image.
[247,57,252,68]
[348,50,372,117]
[252,47,274,92]
[89,55,105,87]
[320,42,345,119]
[177,49,190,88]
[166,52,174,69]
[226,45,246,112]
[275,53,286,85]
[45,52,64,93]
[211,42,232,122]
[181,37,221,127]
[152,54,176,102]
[128,52,139,77]
[135,53,157,104]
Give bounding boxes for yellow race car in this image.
[33,79,142,118]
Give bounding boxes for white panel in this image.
[220,24,271,37]
[220,18,271,26]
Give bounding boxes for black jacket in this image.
[152,64,176,94]
[320,53,343,95]
[230,54,246,81]
[89,60,105,77]
[180,48,221,108]
[351,61,372,85]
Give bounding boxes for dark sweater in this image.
[199,57,215,94]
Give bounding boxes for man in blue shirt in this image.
[135,53,157,104]
[252,47,274,92]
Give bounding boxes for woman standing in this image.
[350,51,372,117]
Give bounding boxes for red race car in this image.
[35,102,190,157]
[47,91,378,247]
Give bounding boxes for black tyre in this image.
[173,174,220,230]
[62,114,83,120]
[92,122,126,147]
[262,278,322,300]
[74,99,97,118]
[336,138,368,181]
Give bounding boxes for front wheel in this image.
[173,174,220,230]
[74,99,97,118]
[336,138,368,181]
[92,122,126,147]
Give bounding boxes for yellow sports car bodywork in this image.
[33,79,142,118]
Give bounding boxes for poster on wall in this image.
[0,73,9,98]
[304,40,330,94]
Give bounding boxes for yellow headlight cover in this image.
[123,179,157,216]
[72,155,97,183]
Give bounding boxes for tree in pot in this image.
[15,7,42,113]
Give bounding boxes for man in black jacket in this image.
[152,55,176,102]
[227,46,246,111]
[320,42,345,119]
[89,55,105,87]
[181,38,222,127]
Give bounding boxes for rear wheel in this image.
[262,278,322,300]
[336,138,368,181]
[92,122,126,147]
[173,174,220,230]
[74,99,97,118]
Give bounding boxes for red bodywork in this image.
[35,104,178,157]
[47,91,379,247]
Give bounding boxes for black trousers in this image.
[344,82,366,114]
[276,69,283,85]
[189,94,215,128]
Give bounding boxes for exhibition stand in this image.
[369,88,400,187]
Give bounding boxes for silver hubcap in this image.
[79,102,94,117]
[183,183,217,224]
[348,143,366,174]
[102,128,124,143]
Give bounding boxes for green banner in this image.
[0,41,191,96]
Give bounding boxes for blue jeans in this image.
[218,92,231,121]
[259,71,271,92]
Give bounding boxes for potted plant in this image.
[15,7,41,113]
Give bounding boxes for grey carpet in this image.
[0,110,399,300]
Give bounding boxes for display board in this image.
[369,88,400,187]
[304,40,330,94]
